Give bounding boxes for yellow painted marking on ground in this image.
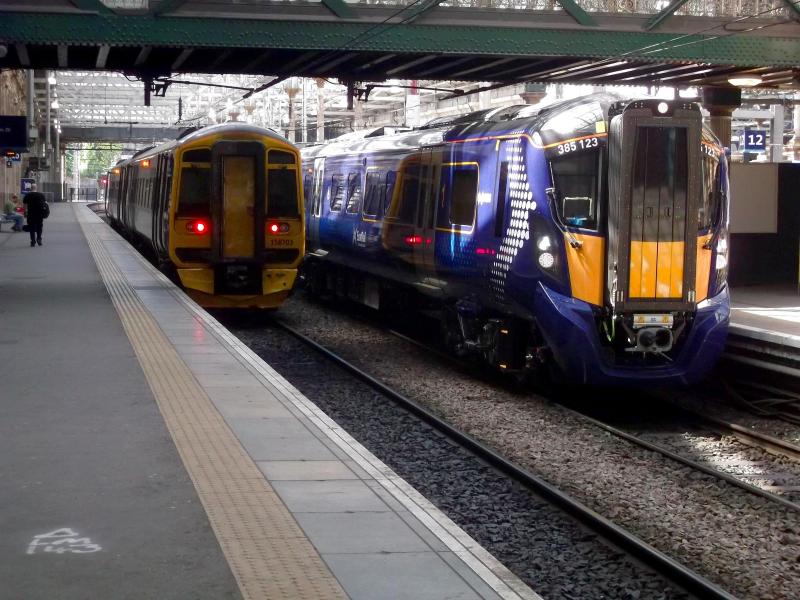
[76,209,347,600]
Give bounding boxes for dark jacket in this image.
[23,192,47,223]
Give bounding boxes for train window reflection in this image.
[178,166,211,216]
[443,164,478,227]
[549,150,599,230]
[346,173,362,214]
[330,174,344,212]
[268,169,299,218]
[700,153,720,231]
[394,165,421,223]
[363,171,383,217]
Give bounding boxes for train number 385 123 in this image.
[556,136,599,155]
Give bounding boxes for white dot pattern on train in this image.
[491,136,534,301]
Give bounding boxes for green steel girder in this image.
[645,0,691,31]
[554,0,597,27]
[783,0,800,18]
[0,13,798,68]
[320,0,356,20]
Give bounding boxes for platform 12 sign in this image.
[743,129,767,152]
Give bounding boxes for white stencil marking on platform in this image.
[27,528,102,555]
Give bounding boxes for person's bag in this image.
[22,224,29,232]
[41,201,50,219]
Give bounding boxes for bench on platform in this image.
[0,215,23,232]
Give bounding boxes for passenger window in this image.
[329,174,344,212]
[178,166,211,216]
[268,168,299,217]
[363,171,383,217]
[345,173,362,214]
[495,161,508,237]
[383,171,396,214]
[549,150,599,230]
[393,164,421,223]
[443,164,478,227]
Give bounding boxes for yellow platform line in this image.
[76,211,347,600]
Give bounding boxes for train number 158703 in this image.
[556,136,599,155]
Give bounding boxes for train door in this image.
[210,142,266,262]
[607,101,701,314]
[412,148,440,275]
[308,157,325,250]
[152,153,172,257]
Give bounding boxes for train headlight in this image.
[537,236,551,251]
[538,252,555,269]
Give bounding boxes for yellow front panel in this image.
[630,241,684,298]
[564,233,604,306]
[695,234,712,302]
[642,242,658,298]
[669,242,685,298]
[629,241,642,297]
[223,156,255,258]
[655,242,673,298]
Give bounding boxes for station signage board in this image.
[743,129,767,152]
[0,115,28,151]
[20,178,36,194]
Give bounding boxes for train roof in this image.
[112,122,291,168]
[302,93,624,160]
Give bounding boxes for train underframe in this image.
[302,258,721,385]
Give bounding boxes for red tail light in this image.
[186,220,209,234]
[404,235,423,245]
[267,222,290,235]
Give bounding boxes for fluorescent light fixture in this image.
[728,76,762,87]
[47,75,56,85]
[51,100,59,109]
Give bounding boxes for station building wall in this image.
[729,162,800,287]
[0,70,26,207]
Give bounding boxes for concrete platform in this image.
[729,284,800,363]
[0,204,537,600]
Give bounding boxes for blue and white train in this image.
[301,94,730,385]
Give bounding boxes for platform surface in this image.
[730,284,800,349]
[0,204,535,600]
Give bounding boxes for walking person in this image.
[23,183,48,247]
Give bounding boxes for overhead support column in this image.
[316,78,325,143]
[702,86,741,150]
[26,70,35,147]
[46,72,51,187]
[770,103,785,163]
[285,83,299,143]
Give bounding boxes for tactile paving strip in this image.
[76,209,347,600]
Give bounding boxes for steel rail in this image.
[275,319,738,600]
[562,405,800,512]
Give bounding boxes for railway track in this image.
[386,322,800,510]
[273,318,737,600]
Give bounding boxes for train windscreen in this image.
[178,166,211,216]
